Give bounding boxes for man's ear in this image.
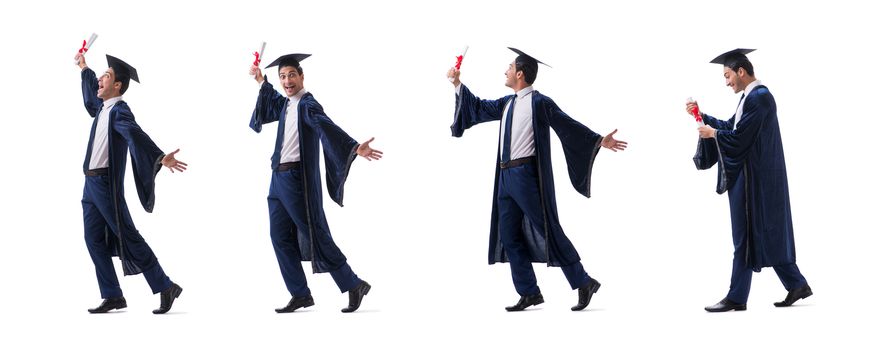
[516,70,524,80]
[113,81,122,92]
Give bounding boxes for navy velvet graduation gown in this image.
[695,85,796,270]
[452,85,603,267]
[81,68,166,275]
[250,79,359,273]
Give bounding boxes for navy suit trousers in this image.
[497,162,592,296]
[82,175,172,298]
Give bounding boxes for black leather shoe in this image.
[705,298,747,312]
[571,279,601,311]
[153,283,183,314]
[88,297,127,313]
[505,293,544,312]
[342,281,371,313]
[774,284,813,307]
[275,295,315,313]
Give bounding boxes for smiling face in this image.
[505,61,522,88]
[97,68,122,99]
[723,66,746,94]
[278,65,304,97]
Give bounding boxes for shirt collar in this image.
[743,80,762,96]
[287,89,308,105]
[516,86,534,98]
[102,96,123,109]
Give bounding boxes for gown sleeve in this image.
[451,84,511,137]
[542,96,603,198]
[701,113,735,130]
[81,68,102,118]
[249,78,288,133]
[114,106,165,213]
[713,89,772,190]
[302,97,360,207]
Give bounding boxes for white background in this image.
[1,0,873,348]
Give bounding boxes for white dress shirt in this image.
[499,86,536,161]
[280,89,307,163]
[88,96,123,170]
[734,79,763,130]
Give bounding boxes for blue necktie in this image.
[501,95,517,163]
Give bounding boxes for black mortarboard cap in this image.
[106,54,139,83]
[710,48,756,65]
[265,53,311,69]
[508,47,552,68]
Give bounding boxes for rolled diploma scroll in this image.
[255,41,266,66]
[251,42,267,78]
[688,97,704,126]
[448,45,469,82]
[75,33,98,62]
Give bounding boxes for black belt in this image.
[85,168,109,176]
[499,156,535,169]
[276,162,301,172]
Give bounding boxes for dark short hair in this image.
[514,58,538,85]
[725,55,755,77]
[114,73,130,95]
[278,63,303,75]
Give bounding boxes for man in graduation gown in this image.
[248,53,382,313]
[446,48,627,311]
[687,49,813,312]
[74,52,187,314]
